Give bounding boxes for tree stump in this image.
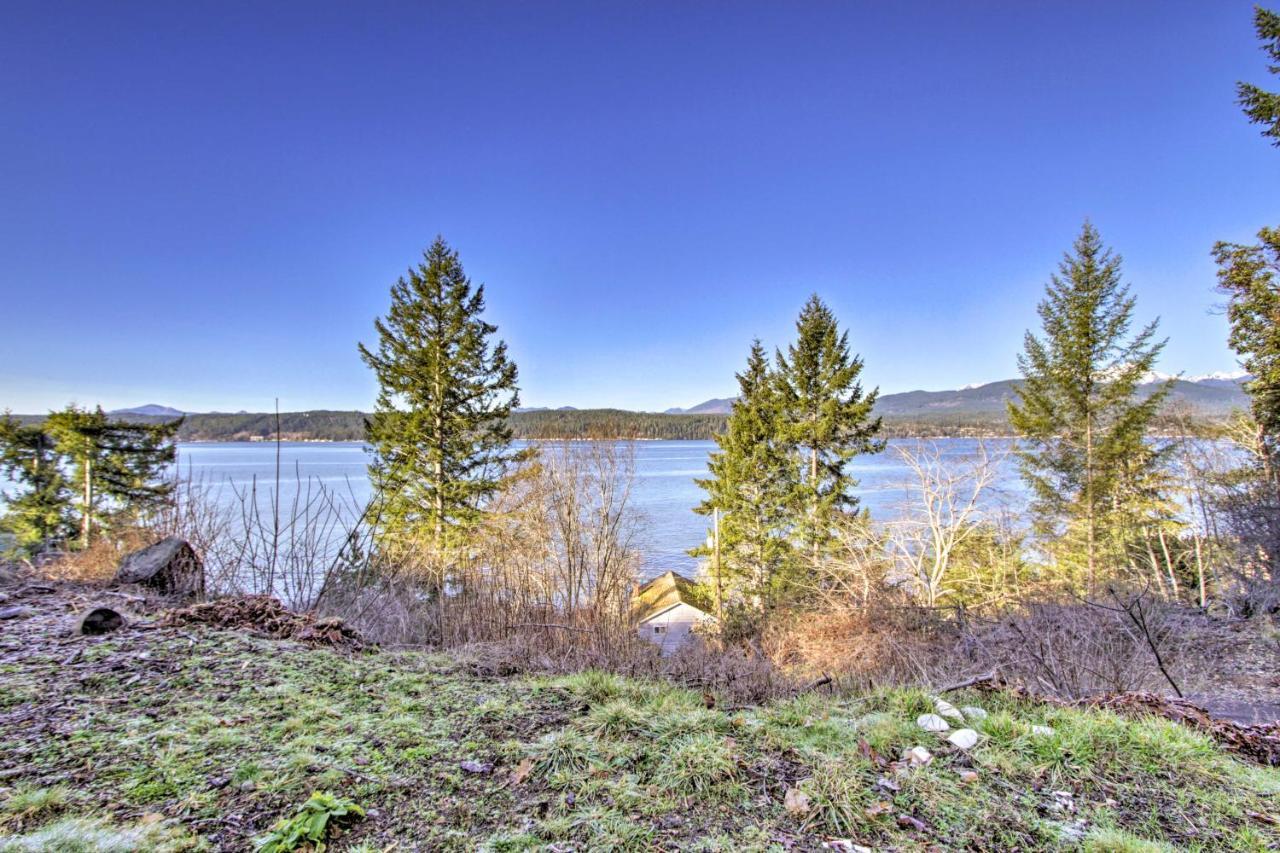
[116,537,204,598]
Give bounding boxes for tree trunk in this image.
[82,455,93,548]
[1085,414,1095,589]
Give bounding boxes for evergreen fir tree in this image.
[775,295,883,556]
[0,415,73,550]
[1008,222,1172,587]
[44,406,180,546]
[1239,6,1280,146]
[358,236,525,558]
[1212,227,1280,479]
[694,340,797,611]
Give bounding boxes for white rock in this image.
[960,706,987,720]
[903,745,933,766]
[916,713,950,732]
[934,699,964,721]
[1031,724,1055,737]
[946,728,980,750]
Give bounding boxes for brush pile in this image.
[1086,692,1280,767]
[160,595,369,651]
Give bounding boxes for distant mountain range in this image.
[664,398,736,415]
[108,404,186,417]
[666,373,1251,420]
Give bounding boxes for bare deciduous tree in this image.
[885,441,1003,607]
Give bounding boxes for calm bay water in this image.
[172,439,1022,578]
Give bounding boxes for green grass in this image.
[1,618,1278,851]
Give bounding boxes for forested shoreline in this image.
[3,406,1226,443]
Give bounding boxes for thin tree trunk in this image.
[1193,534,1207,609]
[1143,535,1166,598]
[1157,527,1178,599]
[1085,414,1095,589]
[82,455,93,548]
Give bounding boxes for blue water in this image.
[168,439,1022,577]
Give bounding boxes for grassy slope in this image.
[1,614,1278,851]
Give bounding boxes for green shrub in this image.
[255,791,364,853]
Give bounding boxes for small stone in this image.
[916,713,950,732]
[238,780,256,792]
[903,746,933,766]
[207,775,230,789]
[0,606,33,620]
[946,728,980,750]
[459,759,493,775]
[958,769,979,784]
[1050,790,1076,814]
[960,706,987,720]
[934,699,964,721]
[1031,725,1055,737]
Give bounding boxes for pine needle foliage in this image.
[1238,5,1280,146]
[1,407,179,550]
[694,340,797,609]
[1008,223,1173,587]
[0,416,73,550]
[775,294,883,556]
[358,236,527,558]
[1212,226,1280,474]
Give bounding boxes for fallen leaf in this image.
[896,813,927,831]
[784,786,811,816]
[510,758,534,786]
[864,800,892,817]
[876,776,901,792]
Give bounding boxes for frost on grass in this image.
[0,816,195,853]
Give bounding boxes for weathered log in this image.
[116,538,204,598]
[77,605,125,636]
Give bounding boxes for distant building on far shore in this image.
[632,570,715,651]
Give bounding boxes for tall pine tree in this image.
[44,406,180,547]
[0,416,72,550]
[359,237,525,559]
[1008,222,1172,587]
[1239,6,1280,146]
[775,295,883,557]
[1212,228,1280,478]
[694,340,797,611]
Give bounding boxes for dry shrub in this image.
[35,528,156,583]
[319,442,643,647]
[761,599,969,689]
[453,629,793,705]
[972,594,1191,700]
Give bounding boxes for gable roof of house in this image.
[632,570,710,623]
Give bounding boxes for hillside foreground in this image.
[1,578,1279,851]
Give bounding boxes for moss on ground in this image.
[0,597,1277,851]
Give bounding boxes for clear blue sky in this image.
[1,1,1275,414]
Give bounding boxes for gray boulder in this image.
[116,537,204,597]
